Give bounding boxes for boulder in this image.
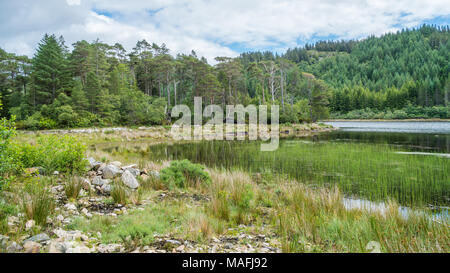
[101,183,111,194]
[92,176,110,186]
[6,241,22,253]
[24,241,41,253]
[97,163,107,173]
[81,178,91,191]
[24,233,50,244]
[87,157,102,170]
[64,241,91,253]
[48,241,66,253]
[102,164,123,179]
[122,164,137,169]
[121,170,139,189]
[110,161,122,167]
[0,235,9,248]
[122,167,140,177]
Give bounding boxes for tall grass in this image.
[269,182,449,252]
[209,170,257,225]
[21,178,55,226]
[146,140,450,207]
[65,177,82,200]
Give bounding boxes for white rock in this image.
[24,241,41,253]
[123,167,140,177]
[25,220,35,231]
[64,203,77,211]
[92,176,110,186]
[6,241,23,253]
[81,208,93,218]
[48,241,66,253]
[87,157,102,170]
[122,164,137,169]
[121,170,139,189]
[64,241,91,253]
[101,183,111,194]
[81,178,91,190]
[110,161,122,167]
[102,165,123,179]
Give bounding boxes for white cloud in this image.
[66,0,81,6]
[0,0,449,63]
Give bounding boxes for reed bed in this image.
[144,140,449,207]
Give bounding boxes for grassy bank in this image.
[66,165,449,253]
[1,125,448,253]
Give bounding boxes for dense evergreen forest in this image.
[0,25,449,129]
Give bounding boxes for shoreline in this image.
[323,119,450,122]
[2,123,449,253]
[17,123,336,144]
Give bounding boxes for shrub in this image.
[22,112,57,130]
[0,117,19,190]
[160,160,211,188]
[14,134,87,175]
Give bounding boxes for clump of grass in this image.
[186,212,213,242]
[111,181,128,205]
[138,174,167,191]
[209,170,256,225]
[129,188,142,206]
[119,228,149,252]
[65,177,82,200]
[21,178,55,226]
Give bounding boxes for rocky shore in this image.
[0,157,281,253]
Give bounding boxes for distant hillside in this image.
[240,25,450,115]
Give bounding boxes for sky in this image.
[0,0,449,64]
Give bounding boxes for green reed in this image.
[143,140,449,207]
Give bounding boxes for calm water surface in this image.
[323,121,450,153]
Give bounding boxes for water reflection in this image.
[318,130,450,153]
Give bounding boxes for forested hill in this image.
[241,25,450,118]
[0,25,449,130]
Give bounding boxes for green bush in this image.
[160,160,211,188]
[21,112,57,130]
[0,117,19,190]
[13,135,87,175]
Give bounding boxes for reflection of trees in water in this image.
[319,131,450,153]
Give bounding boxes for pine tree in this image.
[31,34,71,107]
[71,81,89,112]
[84,71,101,114]
[309,80,330,122]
